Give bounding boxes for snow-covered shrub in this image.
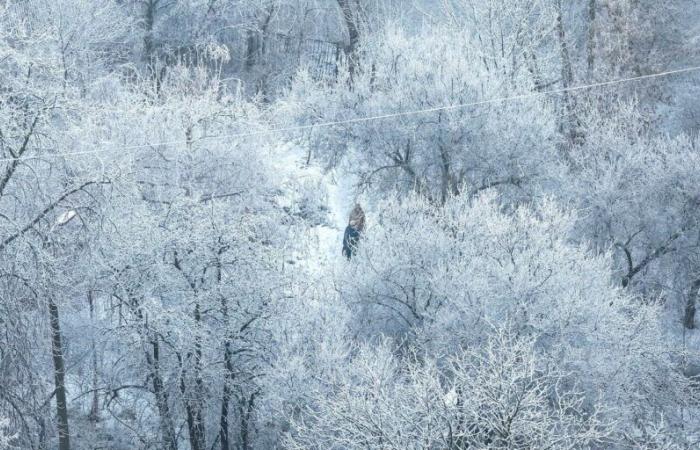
[285,328,611,450]
[0,417,15,450]
[338,191,667,432]
[282,22,564,205]
[566,103,700,311]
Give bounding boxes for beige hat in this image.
[348,204,365,231]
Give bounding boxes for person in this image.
[342,204,365,260]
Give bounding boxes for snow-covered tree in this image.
[0,416,16,450]
[336,192,676,435]
[285,328,611,450]
[2,1,700,448]
[284,18,563,205]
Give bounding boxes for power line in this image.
[3,65,700,164]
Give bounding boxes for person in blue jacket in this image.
[342,204,365,260]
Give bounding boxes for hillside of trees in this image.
[2,0,700,449]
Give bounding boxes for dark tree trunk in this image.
[587,0,597,80]
[244,29,259,71]
[215,246,235,450]
[143,0,170,90]
[179,308,206,450]
[48,298,70,450]
[219,291,235,450]
[181,354,206,450]
[182,375,204,450]
[144,0,157,68]
[554,0,579,148]
[337,0,361,80]
[192,303,207,450]
[245,5,275,72]
[134,293,178,450]
[37,416,48,450]
[220,338,234,450]
[684,279,700,329]
[88,291,100,423]
[147,337,178,450]
[239,392,257,450]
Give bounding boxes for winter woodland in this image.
[1,0,700,449]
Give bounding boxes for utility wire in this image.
[2,65,700,164]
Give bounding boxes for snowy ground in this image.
[271,143,356,272]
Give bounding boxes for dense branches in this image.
[1,0,700,449]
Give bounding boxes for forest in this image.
[1,0,700,448]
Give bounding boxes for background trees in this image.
[285,331,612,450]
[285,22,562,204]
[2,0,700,448]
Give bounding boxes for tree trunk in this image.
[239,392,257,450]
[337,0,361,80]
[130,291,179,450]
[148,337,179,450]
[554,0,579,148]
[192,303,207,450]
[88,291,100,424]
[179,307,206,450]
[244,29,259,71]
[215,248,235,450]
[437,114,453,205]
[181,373,203,450]
[37,416,48,450]
[220,293,235,450]
[259,5,275,57]
[220,338,234,450]
[525,50,544,92]
[48,298,70,450]
[684,279,700,329]
[245,6,275,72]
[587,0,597,80]
[180,355,206,450]
[133,297,179,450]
[144,0,156,67]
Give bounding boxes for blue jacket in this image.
[342,225,361,259]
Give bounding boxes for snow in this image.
[271,142,354,270]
